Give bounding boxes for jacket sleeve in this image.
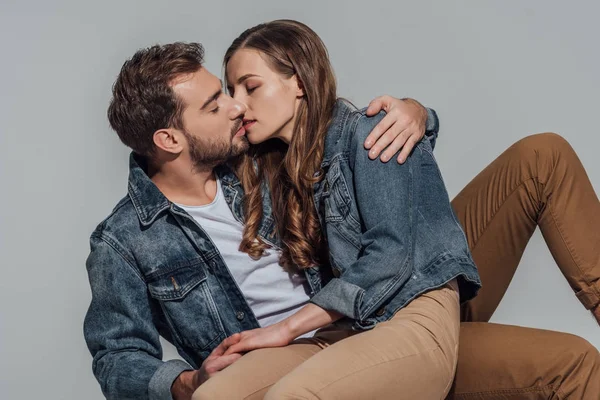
[84,234,192,400]
[425,107,439,150]
[310,111,430,321]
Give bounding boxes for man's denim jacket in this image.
[83,106,473,399]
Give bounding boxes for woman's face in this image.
[226,48,303,145]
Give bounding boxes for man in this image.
[85,42,600,400]
[84,41,435,399]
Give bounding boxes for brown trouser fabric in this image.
[448,133,600,399]
[193,133,600,399]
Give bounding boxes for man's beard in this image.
[185,121,249,171]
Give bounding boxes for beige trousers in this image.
[192,281,460,400]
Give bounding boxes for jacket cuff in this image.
[149,359,194,400]
[425,108,439,149]
[425,108,439,133]
[309,278,365,320]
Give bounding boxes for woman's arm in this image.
[309,111,450,322]
[223,303,342,355]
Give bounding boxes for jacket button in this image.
[324,181,330,192]
[236,311,245,321]
[375,307,386,317]
[332,268,341,278]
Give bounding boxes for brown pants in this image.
[194,133,600,399]
[449,133,600,399]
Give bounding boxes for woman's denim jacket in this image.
[308,100,481,330]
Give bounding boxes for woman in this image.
[194,20,600,400]
[200,19,481,399]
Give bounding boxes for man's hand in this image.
[593,304,600,327]
[364,96,428,164]
[171,334,243,400]
[223,322,294,356]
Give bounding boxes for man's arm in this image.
[84,234,192,400]
[424,105,439,149]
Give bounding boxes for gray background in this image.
[1,1,598,399]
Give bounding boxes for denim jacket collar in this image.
[127,153,246,228]
[216,163,242,188]
[321,99,355,168]
[127,153,172,227]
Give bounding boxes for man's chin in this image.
[230,137,250,157]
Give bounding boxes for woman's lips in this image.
[243,120,256,131]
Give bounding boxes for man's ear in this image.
[153,128,184,155]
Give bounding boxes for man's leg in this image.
[451,133,600,322]
[264,282,461,400]
[448,133,600,399]
[449,323,600,399]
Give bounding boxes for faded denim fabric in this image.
[84,155,279,400]
[83,107,442,399]
[309,100,481,330]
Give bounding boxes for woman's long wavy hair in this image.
[224,20,337,272]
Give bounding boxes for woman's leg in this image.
[451,133,600,322]
[191,327,358,399]
[191,340,324,400]
[264,281,461,400]
[449,322,600,399]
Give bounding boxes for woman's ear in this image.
[293,75,305,97]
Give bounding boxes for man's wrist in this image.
[171,370,202,400]
[402,98,427,125]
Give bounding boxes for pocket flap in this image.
[147,259,207,301]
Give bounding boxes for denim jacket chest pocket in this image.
[320,159,362,253]
[146,258,226,352]
[322,161,351,222]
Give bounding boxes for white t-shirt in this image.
[177,178,316,338]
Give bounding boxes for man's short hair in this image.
[107,42,205,156]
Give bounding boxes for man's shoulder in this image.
[90,194,137,239]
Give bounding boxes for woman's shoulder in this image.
[326,99,388,160]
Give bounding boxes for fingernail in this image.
[369,149,377,157]
[381,155,389,162]
[365,140,372,147]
